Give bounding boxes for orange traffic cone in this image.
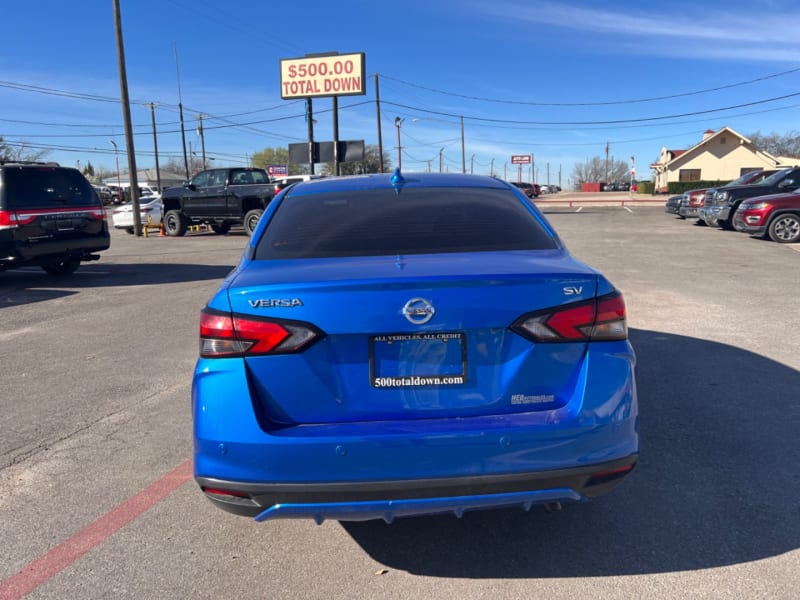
[159,222,165,236]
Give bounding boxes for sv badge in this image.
[563,286,583,296]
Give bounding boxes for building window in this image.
[679,169,701,182]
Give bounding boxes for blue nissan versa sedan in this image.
[192,171,638,524]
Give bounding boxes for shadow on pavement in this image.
[0,262,235,308]
[342,328,800,577]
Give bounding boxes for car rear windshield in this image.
[254,187,557,259]
[2,167,98,209]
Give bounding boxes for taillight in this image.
[0,210,18,229]
[512,292,627,342]
[199,307,323,358]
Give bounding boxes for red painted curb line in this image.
[0,459,192,600]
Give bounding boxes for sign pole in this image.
[306,98,314,175]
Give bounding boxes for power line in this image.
[379,65,800,107]
[382,91,800,126]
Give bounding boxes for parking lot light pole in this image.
[109,139,121,200]
[460,116,466,173]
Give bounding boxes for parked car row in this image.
[668,166,800,243]
[603,182,634,192]
[539,184,561,194]
[675,169,777,222]
[510,181,540,198]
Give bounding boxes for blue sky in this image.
[3,0,800,187]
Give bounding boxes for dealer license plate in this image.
[369,332,467,388]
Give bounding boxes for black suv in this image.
[0,161,110,275]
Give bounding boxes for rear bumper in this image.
[0,230,109,269]
[193,340,639,522]
[197,455,637,522]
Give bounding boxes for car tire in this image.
[211,223,231,235]
[719,217,734,231]
[244,209,263,236]
[41,257,80,276]
[768,213,800,243]
[164,210,187,237]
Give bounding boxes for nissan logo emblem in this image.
[402,297,435,325]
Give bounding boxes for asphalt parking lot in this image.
[1,207,798,599]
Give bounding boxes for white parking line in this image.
[576,207,583,213]
[623,206,634,213]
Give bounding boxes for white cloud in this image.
[478,1,800,59]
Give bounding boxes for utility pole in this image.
[112,0,141,236]
[149,103,162,193]
[175,45,189,180]
[439,147,444,173]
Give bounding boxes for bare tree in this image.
[748,131,800,158]
[0,136,49,162]
[323,145,389,175]
[571,156,631,184]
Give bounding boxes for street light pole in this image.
[110,139,121,201]
[470,154,475,174]
[394,116,403,171]
[197,114,206,169]
[439,147,444,173]
[460,115,466,174]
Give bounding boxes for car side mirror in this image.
[184,182,196,191]
[779,179,794,188]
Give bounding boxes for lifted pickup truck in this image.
[160,167,274,236]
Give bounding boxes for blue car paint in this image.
[193,339,636,478]
[254,489,586,524]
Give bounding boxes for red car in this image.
[733,192,800,243]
